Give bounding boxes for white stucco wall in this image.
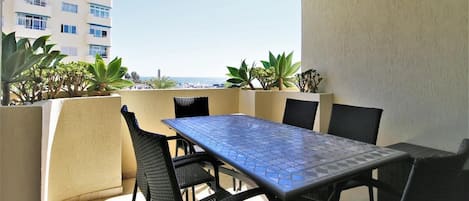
[302,0,468,151]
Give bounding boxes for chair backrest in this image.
[401,139,469,201]
[328,104,383,144]
[121,105,183,201]
[282,98,318,130]
[174,97,209,118]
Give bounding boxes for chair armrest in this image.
[220,188,264,201]
[166,135,183,141]
[173,152,220,168]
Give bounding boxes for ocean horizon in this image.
[141,76,227,87]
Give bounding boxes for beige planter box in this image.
[0,96,123,201]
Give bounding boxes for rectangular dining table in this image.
[162,115,408,201]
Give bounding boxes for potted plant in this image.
[226,60,255,89]
[261,51,301,90]
[87,55,134,95]
[251,67,275,90]
[296,69,323,93]
[1,32,50,105]
[12,37,66,104]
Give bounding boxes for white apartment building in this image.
[2,0,112,63]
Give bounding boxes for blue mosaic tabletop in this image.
[162,115,408,200]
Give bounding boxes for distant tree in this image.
[130,71,141,83]
[124,73,131,80]
[148,76,176,89]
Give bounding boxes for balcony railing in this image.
[25,0,47,7]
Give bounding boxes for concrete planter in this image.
[0,96,123,201]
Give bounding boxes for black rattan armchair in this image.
[393,139,469,201]
[174,97,210,156]
[121,105,265,201]
[282,98,318,130]
[122,105,222,201]
[326,104,383,201]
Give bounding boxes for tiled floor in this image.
[93,172,268,201]
[92,163,374,201]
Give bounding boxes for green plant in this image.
[149,76,176,89]
[295,69,323,93]
[261,51,301,90]
[252,67,275,90]
[226,60,255,89]
[42,62,91,99]
[12,38,66,104]
[87,55,134,93]
[1,32,48,105]
[43,66,66,99]
[62,62,91,97]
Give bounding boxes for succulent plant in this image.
[295,69,323,93]
[87,55,134,93]
[261,51,301,90]
[226,60,255,90]
[252,67,275,90]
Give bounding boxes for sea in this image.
[141,76,227,88]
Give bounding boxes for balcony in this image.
[0,89,332,201]
[87,34,111,47]
[14,25,51,39]
[87,15,112,29]
[89,0,113,8]
[14,0,52,18]
[1,0,469,201]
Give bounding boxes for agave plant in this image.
[226,60,255,89]
[1,32,48,105]
[261,51,301,90]
[87,55,134,93]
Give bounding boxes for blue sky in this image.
[112,0,301,77]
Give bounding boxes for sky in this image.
[112,0,301,78]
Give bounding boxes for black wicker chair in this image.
[174,97,210,156]
[394,139,469,201]
[327,104,383,201]
[122,105,223,201]
[282,98,318,130]
[121,105,264,201]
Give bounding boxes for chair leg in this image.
[175,140,180,157]
[238,180,242,191]
[192,186,196,201]
[132,180,138,201]
[183,141,188,155]
[368,185,374,201]
[213,164,220,192]
[232,177,236,191]
[327,184,342,201]
[185,188,189,201]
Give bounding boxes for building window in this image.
[90,4,110,18]
[26,0,47,7]
[62,2,78,13]
[89,45,108,58]
[17,13,47,30]
[61,24,77,34]
[89,24,110,38]
[61,46,77,56]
